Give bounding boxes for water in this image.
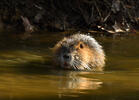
[0,32,139,100]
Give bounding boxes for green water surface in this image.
[0,32,139,100]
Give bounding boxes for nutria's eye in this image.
[80,44,83,49]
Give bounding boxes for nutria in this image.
[53,34,105,71]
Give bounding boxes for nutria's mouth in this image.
[64,62,68,66]
[63,62,72,69]
[63,62,80,70]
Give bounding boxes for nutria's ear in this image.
[80,43,84,48]
[77,42,84,49]
[75,42,84,50]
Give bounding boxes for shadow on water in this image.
[0,32,139,100]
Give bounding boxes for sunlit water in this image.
[0,32,139,100]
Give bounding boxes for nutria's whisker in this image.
[72,61,79,70]
[81,62,91,70]
[72,64,77,70]
[74,60,80,65]
[74,60,83,70]
[73,65,78,70]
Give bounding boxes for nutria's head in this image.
[53,34,105,71]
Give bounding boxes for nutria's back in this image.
[53,34,105,71]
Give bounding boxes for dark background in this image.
[0,0,138,34]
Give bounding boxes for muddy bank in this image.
[0,0,138,34]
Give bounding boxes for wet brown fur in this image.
[53,34,105,71]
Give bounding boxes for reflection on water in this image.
[61,72,102,90]
[0,33,139,100]
[58,71,103,98]
[0,71,103,99]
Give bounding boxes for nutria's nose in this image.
[63,54,70,59]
